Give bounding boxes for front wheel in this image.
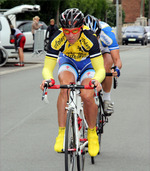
[78,116,87,170]
[65,108,78,171]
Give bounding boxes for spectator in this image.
[45,19,58,50]
[10,25,26,67]
[45,19,58,40]
[31,16,43,39]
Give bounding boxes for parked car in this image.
[122,26,148,45]
[144,26,150,43]
[0,4,40,66]
[17,20,47,49]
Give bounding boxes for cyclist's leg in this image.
[80,70,99,157]
[54,71,75,152]
[54,54,77,152]
[57,53,78,127]
[102,52,113,93]
[14,37,26,66]
[57,70,75,127]
[81,78,97,129]
[102,51,114,114]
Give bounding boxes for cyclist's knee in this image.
[58,71,75,84]
[59,89,68,97]
[81,91,94,104]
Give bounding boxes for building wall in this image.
[122,0,145,23]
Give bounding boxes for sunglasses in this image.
[63,27,82,34]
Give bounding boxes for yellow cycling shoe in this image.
[54,127,65,152]
[87,127,99,157]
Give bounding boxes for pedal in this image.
[104,112,112,116]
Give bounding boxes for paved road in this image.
[0,44,150,171]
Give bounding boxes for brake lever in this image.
[113,77,118,89]
[42,81,50,103]
[42,87,47,100]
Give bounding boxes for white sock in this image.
[103,91,111,101]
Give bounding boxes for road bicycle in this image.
[91,73,117,164]
[42,73,117,171]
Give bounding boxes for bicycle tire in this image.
[90,112,102,164]
[91,157,95,164]
[65,108,77,171]
[78,117,87,170]
[91,94,103,164]
[97,106,103,155]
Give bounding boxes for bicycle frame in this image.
[65,83,89,155]
[46,83,93,170]
[45,82,93,151]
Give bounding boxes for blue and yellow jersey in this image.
[46,25,101,61]
[99,21,119,51]
[42,25,105,82]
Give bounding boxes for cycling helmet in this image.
[59,8,84,28]
[84,14,101,36]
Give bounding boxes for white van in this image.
[0,4,40,66]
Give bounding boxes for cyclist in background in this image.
[40,8,106,157]
[84,15,122,115]
[10,25,26,67]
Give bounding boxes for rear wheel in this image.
[90,98,103,164]
[97,107,103,155]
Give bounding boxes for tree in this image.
[106,3,125,27]
[64,0,108,20]
[1,0,120,27]
[145,0,150,19]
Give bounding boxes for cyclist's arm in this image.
[42,56,57,80]
[101,27,122,70]
[110,49,122,69]
[91,55,106,83]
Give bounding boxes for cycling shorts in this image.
[58,52,95,83]
[19,36,26,49]
[100,46,110,54]
[16,34,26,49]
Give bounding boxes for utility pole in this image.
[56,0,60,27]
[116,0,119,41]
[116,0,122,45]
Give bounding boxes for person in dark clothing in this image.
[44,19,58,50]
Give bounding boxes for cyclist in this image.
[10,25,26,67]
[40,8,106,157]
[84,15,122,115]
